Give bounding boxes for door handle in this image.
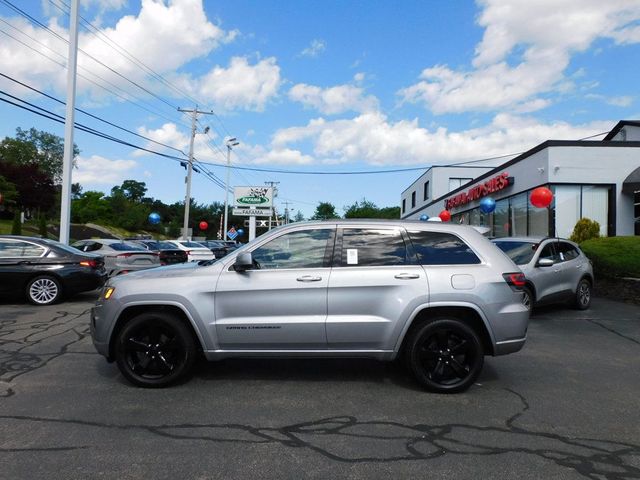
[296,275,322,282]
[394,273,420,280]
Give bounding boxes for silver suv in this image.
[492,237,594,310]
[91,221,529,393]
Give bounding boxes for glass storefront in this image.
[450,184,611,238]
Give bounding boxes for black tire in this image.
[406,318,484,394]
[574,278,592,310]
[522,286,533,311]
[26,275,62,306]
[115,312,197,388]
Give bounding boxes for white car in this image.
[165,240,215,262]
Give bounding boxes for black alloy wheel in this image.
[115,312,196,388]
[407,318,484,394]
[574,279,592,310]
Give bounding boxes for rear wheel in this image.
[26,275,62,306]
[115,312,196,388]
[522,286,533,311]
[574,279,592,310]
[406,318,484,393]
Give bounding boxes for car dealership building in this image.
[400,120,640,238]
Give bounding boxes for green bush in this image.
[11,210,21,235]
[570,218,600,243]
[580,236,640,278]
[39,215,48,238]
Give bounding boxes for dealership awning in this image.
[622,166,640,193]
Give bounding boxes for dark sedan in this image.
[200,240,237,258]
[0,235,107,305]
[129,240,188,265]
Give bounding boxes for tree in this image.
[311,201,340,220]
[293,211,305,222]
[14,127,79,183]
[112,179,147,203]
[71,191,112,224]
[39,215,48,238]
[0,162,56,211]
[11,210,21,235]
[0,175,18,206]
[344,198,401,219]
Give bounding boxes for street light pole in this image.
[59,0,80,244]
[223,137,239,240]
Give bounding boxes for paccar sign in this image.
[234,186,273,208]
[445,172,513,210]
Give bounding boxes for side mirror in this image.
[537,258,554,267]
[233,252,254,272]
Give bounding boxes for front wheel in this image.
[406,318,484,394]
[574,279,592,310]
[115,312,197,388]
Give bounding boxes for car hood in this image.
[109,261,207,283]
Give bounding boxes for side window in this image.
[0,240,45,258]
[557,242,579,262]
[251,229,332,270]
[85,242,102,252]
[407,231,481,265]
[538,242,558,262]
[340,229,407,267]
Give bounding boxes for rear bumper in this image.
[494,337,526,355]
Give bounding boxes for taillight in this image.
[503,272,526,291]
[80,259,98,268]
[185,250,191,255]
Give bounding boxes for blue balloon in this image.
[237,229,244,235]
[148,212,161,224]
[479,197,496,214]
[419,214,429,221]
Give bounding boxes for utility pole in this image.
[223,137,239,241]
[264,181,279,230]
[59,0,80,244]
[282,201,293,225]
[177,106,213,240]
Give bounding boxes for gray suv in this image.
[492,237,594,310]
[91,221,529,393]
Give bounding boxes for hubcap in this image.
[522,291,531,310]
[579,283,590,305]
[29,278,58,304]
[418,329,477,386]
[123,324,184,379]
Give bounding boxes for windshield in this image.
[493,241,538,265]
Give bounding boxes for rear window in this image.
[157,241,177,249]
[108,242,147,251]
[492,241,537,265]
[179,241,206,248]
[408,231,481,265]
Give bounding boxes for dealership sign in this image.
[445,172,513,210]
[234,186,273,208]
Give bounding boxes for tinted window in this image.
[108,242,146,252]
[179,241,206,248]
[340,229,407,267]
[252,229,332,269]
[157,241,177,249]
[557,242,580,262]
[539,242,557,262]
[0,240,45,258]
[493,241,537,265]
[408,231,480,265]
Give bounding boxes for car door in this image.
[530,241,564,301]
[214,226,335,350]
[326,226,428,351]
[555,241,586,294]
[0,239,46,295]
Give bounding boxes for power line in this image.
[0,72,188,155]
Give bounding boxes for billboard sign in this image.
[234,186,273,208]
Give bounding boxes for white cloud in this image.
[288,82,378,115]
[299,39,326,57]
[181,57,282,112]
[585,93,634,107]
[270,112,612,166]
[74,155,137,184]
[399,0,640,114]
[1,0,238,100]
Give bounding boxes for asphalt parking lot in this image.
[1,294,639,479]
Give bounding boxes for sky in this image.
[0,0,639,219]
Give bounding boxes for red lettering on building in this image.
[445,172,512,210]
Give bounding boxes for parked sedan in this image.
[129,240,188,265]
[71,239,161,276]
[0,235,106,305]
[492,237,594,310]
[199,240,232,259]
[164,240,215,262]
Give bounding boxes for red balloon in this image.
[199,221,208,230]
[530,187,553,208]
[439,210,451,222]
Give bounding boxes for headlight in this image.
[103,286,115,300]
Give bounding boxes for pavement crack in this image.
[585,319,640,346]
